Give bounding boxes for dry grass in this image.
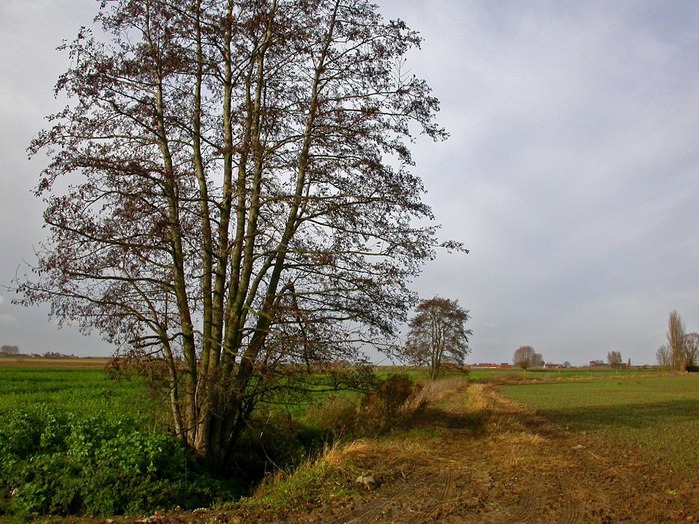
[465,383,491,413]
[249,376,471,507]
[415,376,469,403]
[0,357,110,368]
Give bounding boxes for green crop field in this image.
[0,363,152,419]
[466,366,659,382]
[0,362,240,517]
[499,375,699,479]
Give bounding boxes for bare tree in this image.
[404,297,472,380]
[656,344,671,369]
[667,311,687,371]
[607,350,623,369]
[16,0,461,465]
[683,333,699,369]
[513,346,543,370]
[0,345,19,355]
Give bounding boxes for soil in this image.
[55,383,699,524]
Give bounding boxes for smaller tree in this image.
[404,297,472,380]
[656,344,671,368]
[607,351,623,369]
[683,333,699,369]
[513,346,543,370]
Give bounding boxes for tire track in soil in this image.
[330,481,414,524]
[557,493,581,524]
[405,470,454,524]
[498,485,541,524]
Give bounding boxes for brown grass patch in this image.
[0,357,110,368]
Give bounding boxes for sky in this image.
[1,1,698,365]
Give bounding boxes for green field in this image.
[499,375,699,479]
[0,364,152,420]
[0,363,241,517]
[466,366,659,382]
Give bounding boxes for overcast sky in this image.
[1,1,698,365]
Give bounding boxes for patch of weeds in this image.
[0,406,238,518]
[300,394,359,438]
[245,443,353,510]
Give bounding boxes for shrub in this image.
[357,374,422,434]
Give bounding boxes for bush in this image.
[357,374,422,434]
[0,406,239,517]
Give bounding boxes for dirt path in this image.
[265,383,699,523]
[80,383,698,524]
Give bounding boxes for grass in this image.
[499,375,699,479]
[245,377,467,511]
[0,364,156,424]
[467,366,659,382]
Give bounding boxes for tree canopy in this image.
[404,297,472,379]
[607,350,623,369]
[659,311,697,371]
[17,0,460,464]
[513,346,543,370]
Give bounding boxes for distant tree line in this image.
[0,345,19,355]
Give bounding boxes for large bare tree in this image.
[17,0,459,465]
[607,350,623,369]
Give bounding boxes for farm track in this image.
[403,471,454,523]
[315,384,698,524]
